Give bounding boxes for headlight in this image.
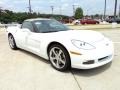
[71,40,95,50]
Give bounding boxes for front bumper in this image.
[69,39,114,69]
[71,54,113,69]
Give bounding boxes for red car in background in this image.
[80,19,99,25]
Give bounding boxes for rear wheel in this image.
[48,44,71,71]
[8,34,18,50]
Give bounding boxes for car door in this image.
[17,21,41,53]
[15,21,31,49]
[26,32,41,54]
[87,19,90,24]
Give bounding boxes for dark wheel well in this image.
[47,42,67,55]
[8,33,12,37]
[47,42,71,66]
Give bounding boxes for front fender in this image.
[7,27,19,36]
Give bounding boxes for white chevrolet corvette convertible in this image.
[7,18,114,71]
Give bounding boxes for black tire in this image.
[8,34,18,50]
[96,22,99,24]
[48,44,71,71]
[75,22,79,25]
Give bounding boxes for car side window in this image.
[21,22,34,32]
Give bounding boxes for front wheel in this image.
[48,44,71,71]
[8,34,18,50]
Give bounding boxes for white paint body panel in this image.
[7,26,114,69]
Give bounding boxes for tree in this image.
[74,7,83,19]
[0,9,70,24]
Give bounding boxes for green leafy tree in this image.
[74,7,83,19]
[0,9,70,24]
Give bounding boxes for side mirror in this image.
[22,28,30,32]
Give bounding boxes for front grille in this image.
[98,55,111,62]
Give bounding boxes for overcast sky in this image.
[0,0,120,16]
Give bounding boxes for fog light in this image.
[83,60,94,64]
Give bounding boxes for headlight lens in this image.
[71,40,95,50]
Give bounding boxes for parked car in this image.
[80,19,99,25]
[7,18,114,71]
[106,18,120,24]
[73,19,81,25]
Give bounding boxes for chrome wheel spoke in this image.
[51,49,57,56]
[58,49,62,56]
[50,57,56,60]
[11,39,14,45]
[9,36,14,48]
[59,58,65,65]
[56,59,60,68]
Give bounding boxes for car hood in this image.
[46,30,104,43]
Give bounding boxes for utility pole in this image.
[0,7,2,18]
[0,7,2,10]
[0,7,1,22]
[103,0,106,20]
[73,5,75,16]
[29,0,32,13]
[114,0,117,19]
[50,6,54,15]
[0,7,2,12]
[73,5,79,16]
[119,4,120,17]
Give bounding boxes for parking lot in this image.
[0,27,120,90]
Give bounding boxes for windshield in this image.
[33,19,70,33]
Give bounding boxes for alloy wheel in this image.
[49,47,66,69]
[8,35,15,48]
